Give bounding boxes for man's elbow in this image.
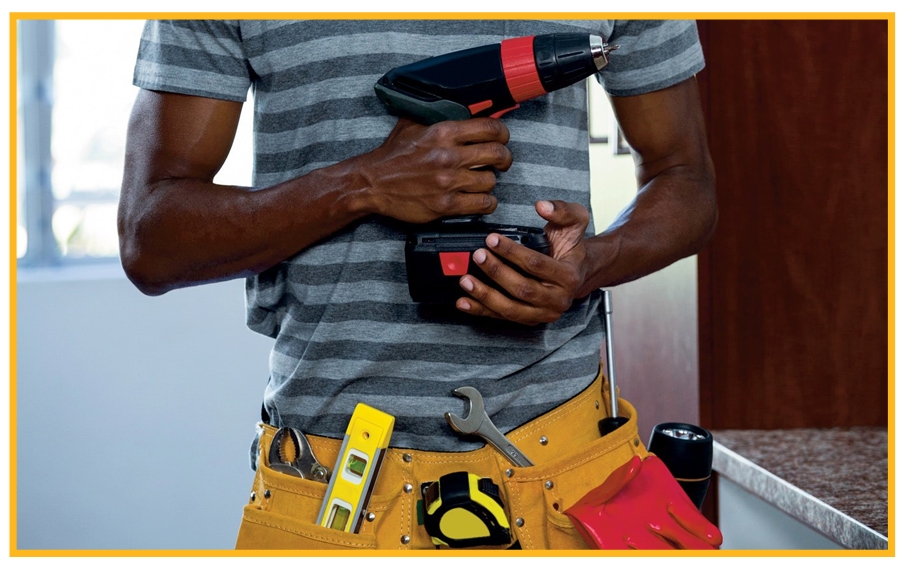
[119,242,173,297]
[117,212,174,297]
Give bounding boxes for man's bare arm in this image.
[118,90,512,295]
[577,75,717,295]
[455,76,717,324]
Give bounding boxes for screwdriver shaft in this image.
[603,289,618,420]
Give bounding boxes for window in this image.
[16,18,253,268]
[587,76,630,155]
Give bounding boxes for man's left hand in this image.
[456,200,591,325]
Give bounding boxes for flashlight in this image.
[647,422,714,510]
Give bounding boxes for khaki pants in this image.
[235,370,648,550]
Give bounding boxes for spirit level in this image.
[316,403,395,533]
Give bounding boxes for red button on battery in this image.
[439,252,470,276]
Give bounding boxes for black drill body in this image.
[375,33,611,124]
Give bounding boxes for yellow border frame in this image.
[7,11,896,559]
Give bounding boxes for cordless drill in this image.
[375,33,617,123]
[374,33,617,303]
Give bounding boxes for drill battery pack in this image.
[405,221,550,304]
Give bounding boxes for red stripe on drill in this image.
[468,100,494,115]
[500,36,546,102]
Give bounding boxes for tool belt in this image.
[236,369,650,550]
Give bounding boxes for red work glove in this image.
[564,455,723,550]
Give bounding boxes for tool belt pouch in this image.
[563,455,723,550]
[405,220,550,303]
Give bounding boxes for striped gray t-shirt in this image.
[134,19,704,451]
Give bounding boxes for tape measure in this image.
[421,472,512,548]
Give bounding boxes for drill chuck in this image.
[533,33,610,94]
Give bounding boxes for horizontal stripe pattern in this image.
[601,20,705,96]
[134,19,702,451]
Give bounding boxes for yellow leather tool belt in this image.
[235,369,647,550]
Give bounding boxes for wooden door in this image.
[696,19,889,430]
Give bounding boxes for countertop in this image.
[711,426,889,550]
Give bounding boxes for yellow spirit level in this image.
[421,472,512,547]
[316,403,395,533]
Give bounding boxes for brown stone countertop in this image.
[711,427,888,550]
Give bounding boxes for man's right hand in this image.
[119,90,512,296]
[351,116,512,224]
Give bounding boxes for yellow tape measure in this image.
[421,472,512,548]
[316,403,395,533]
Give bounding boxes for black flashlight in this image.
[647,422,713,510]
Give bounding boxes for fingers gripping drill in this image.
[375,33,619,305]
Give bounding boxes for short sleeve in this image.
[132,20,252,102]
[598,20,705,97]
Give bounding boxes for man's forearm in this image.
[577,164,717,297]
[118,90,511,296]
[118,160,374,296]
[449,78,716,324]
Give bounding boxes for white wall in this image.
[16,267,272,550]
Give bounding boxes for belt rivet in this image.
[515,518,525,527]
[545,480,554,490]
[401,535,411,545]
[403,483,414,493]
[403,453,413,463]
[634,438,640,447]
[366,512,376,522]
[539,436,548,445]
[264,489,271,499]
[250,492,256,502]
[505,468,514,478]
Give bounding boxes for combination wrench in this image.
[445,386,534,467]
